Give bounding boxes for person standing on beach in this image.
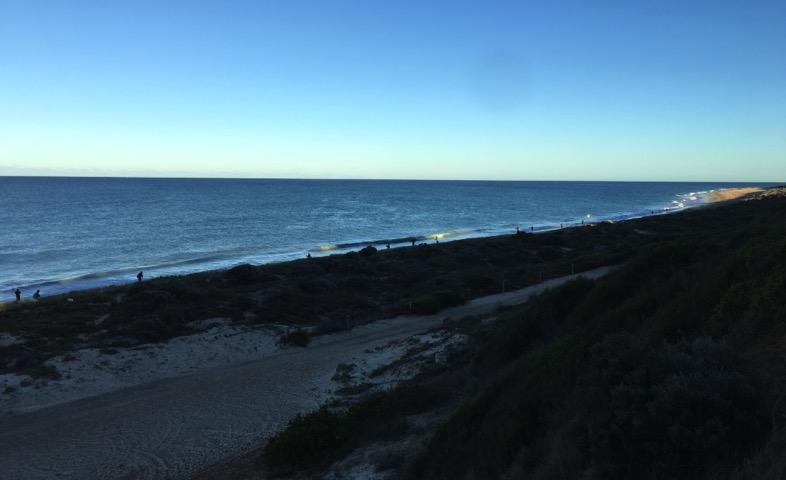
[33,290,41,300]
[14,288,21,301]
[137,271,144,283]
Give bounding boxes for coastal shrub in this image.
[159,278,206,299]
[462,275,499,295]
[431,289,465,310]
[479,277,595,368]
[564,245,693,334]
[126,287,174,315]
[570,248,635,271]
[331,362,355,383]
[229,295,256,311]
[409,335,583,480]
[558,333,766,479]
[373,451,406,473]
[535,246,562,261]
[225,263,259,284]
[160,305,187,325]
[314,317,351,335]
[410,244,439,260]
[403,290,464,315]
[404,295,439,315]
[526,231,566,247]
[426,254,460,270]
[256,269,280,283]
[265,406,350,469]
[336,382,375,396]
[283,328,311,347]
[476,277,596,369]
[265,385,448,472]
[409,288,767,480]
[1,348,39,373]
[708,281,755,336]
[297,277,335,294]
[341,275,373,293]
[23,364,61,380]
[261,288,303,320]
[535,276,596,321]
[125,316,177,343]
[708,265,786,343]
[652,232,786,342]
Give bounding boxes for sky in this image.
[1,1,785,181]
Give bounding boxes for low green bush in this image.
[336,383,374,396]
[561,333,766,479]
[462,275,499,294]
[225,263,260,284]
[403,290,465,315]
[265,406,350,469]
[124,315,177,343]
[126,287,174,315]
[282,329,310,347]
[24,364,61,380]
[331,362,355,383]
[265,385,448,471]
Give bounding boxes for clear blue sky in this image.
[1,1,784,181]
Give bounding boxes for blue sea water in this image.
[0,177,775,303]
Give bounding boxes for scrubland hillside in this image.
[264,190,786,480]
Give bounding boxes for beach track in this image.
[0,266,616,480]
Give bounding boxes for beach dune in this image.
[705,187,762,203]
[0,268,615,480]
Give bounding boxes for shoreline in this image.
[0,186,772,413]
[2,186,769,305]
[704,187,763,203]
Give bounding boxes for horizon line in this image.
[1,174,783,185]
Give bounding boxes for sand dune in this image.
[0,267,616,480]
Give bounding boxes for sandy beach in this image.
[705,187,762,203]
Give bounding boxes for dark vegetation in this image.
[264,385,448,476]
[1,204,639,376]
[257,189,786,479]
[410,190,786,480]
[3,188,786,479]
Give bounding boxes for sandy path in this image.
[0,266,615,480]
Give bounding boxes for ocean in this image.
[0,177,774,303]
